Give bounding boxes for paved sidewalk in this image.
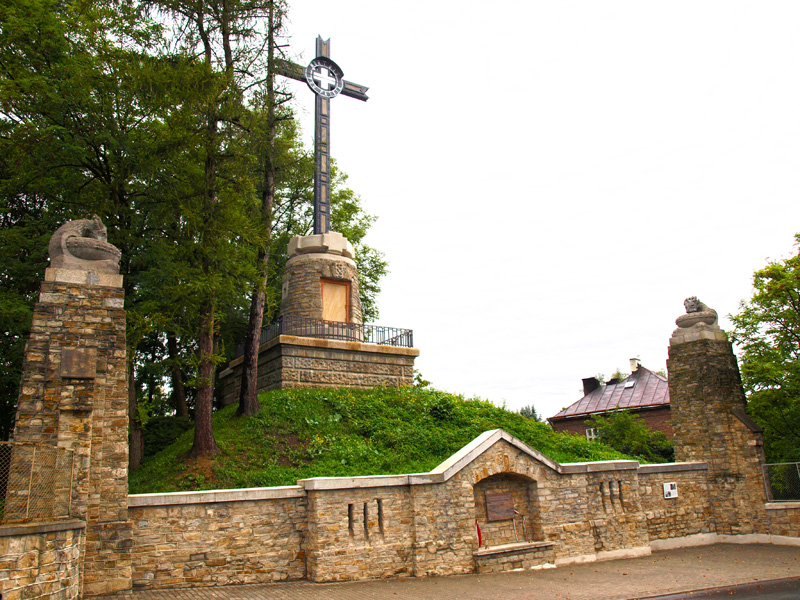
[109,544,800,600]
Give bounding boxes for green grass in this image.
[129,387,633,494]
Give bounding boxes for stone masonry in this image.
[281,233,362,325]
[10,242,130,596]
[128,430,748,590]
[0,520,85,600]
[667,302,769,536]
[129,488,307,588]
[217,335,418,406]
[12,267,131,596]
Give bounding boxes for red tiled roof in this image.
[549,366,669,421]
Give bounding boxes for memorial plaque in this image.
[61,347,97,379]
[485,491,515,522]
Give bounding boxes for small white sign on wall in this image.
[663,482,678,499]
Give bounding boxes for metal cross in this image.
[276,36,369,235]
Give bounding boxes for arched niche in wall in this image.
[473,473,542,547]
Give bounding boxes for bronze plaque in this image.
[485,491,515,522]
[61,347,97,379]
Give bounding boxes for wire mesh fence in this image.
[763,462,800,502]
[0,442,75,524]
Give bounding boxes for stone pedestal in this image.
[667,303,767,535]
[281,232,362,326]
[218,335,419,404]
[12,266,131,595]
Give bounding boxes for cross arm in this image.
[275,58,369,102]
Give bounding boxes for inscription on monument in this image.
[61,347,97,379]
[485,491,515,522]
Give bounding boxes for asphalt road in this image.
[645,577,800,600]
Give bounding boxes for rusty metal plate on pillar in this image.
[61,347,97,379]
[485,491,515,522]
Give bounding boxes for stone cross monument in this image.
[275,37,369,328]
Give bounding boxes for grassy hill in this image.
[129,386,632,494]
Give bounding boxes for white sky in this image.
[282,1,800,420]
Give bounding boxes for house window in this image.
[321,279,350,323]
[585,428,598,441]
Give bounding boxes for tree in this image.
[519,404,541,421]
[586,410,674,463]
[0,0,178,454]
[0,0,260,459]
[730,234,800,463]
[149,0,275,456]
[237,0,289,417]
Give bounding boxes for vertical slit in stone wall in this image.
[377,498,384,535]
[363,502,369,540]
[348,503,355,537]
[599,481,607,512]
[617,480,624,509]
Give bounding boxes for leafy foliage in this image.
[129,387,633,493]
[142,415,193,460]
[586,410,674,463]
[731,234,800,463]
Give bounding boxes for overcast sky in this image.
[281,1,800,420]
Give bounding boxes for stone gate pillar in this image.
[666,296,767,535]
[12,216,131,595]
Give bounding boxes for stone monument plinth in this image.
[217,230,418,402]
[280,231,362,327]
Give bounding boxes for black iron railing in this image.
[234,315,413,358]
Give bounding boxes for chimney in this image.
[582,377,601,396]
[630,357,641,373]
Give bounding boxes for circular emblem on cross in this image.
[305,56,344,99]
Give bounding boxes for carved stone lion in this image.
[676,296,718,329]
[48,216,121,274]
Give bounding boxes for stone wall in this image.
[129,488,307,589]
[765,503,800,539]
[218,335,418,407]
[637,463,713,540]
[542,462,650,561]
[304,482,415,582]
[124,428,800,589]
[0,520,85,600]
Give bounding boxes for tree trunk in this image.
[167,334,188,418]
[190,303,220,457]
[237,273,267,416]
[128,361,144,471]
[237,3,277,417]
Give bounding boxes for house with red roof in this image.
[547,359,671,440]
